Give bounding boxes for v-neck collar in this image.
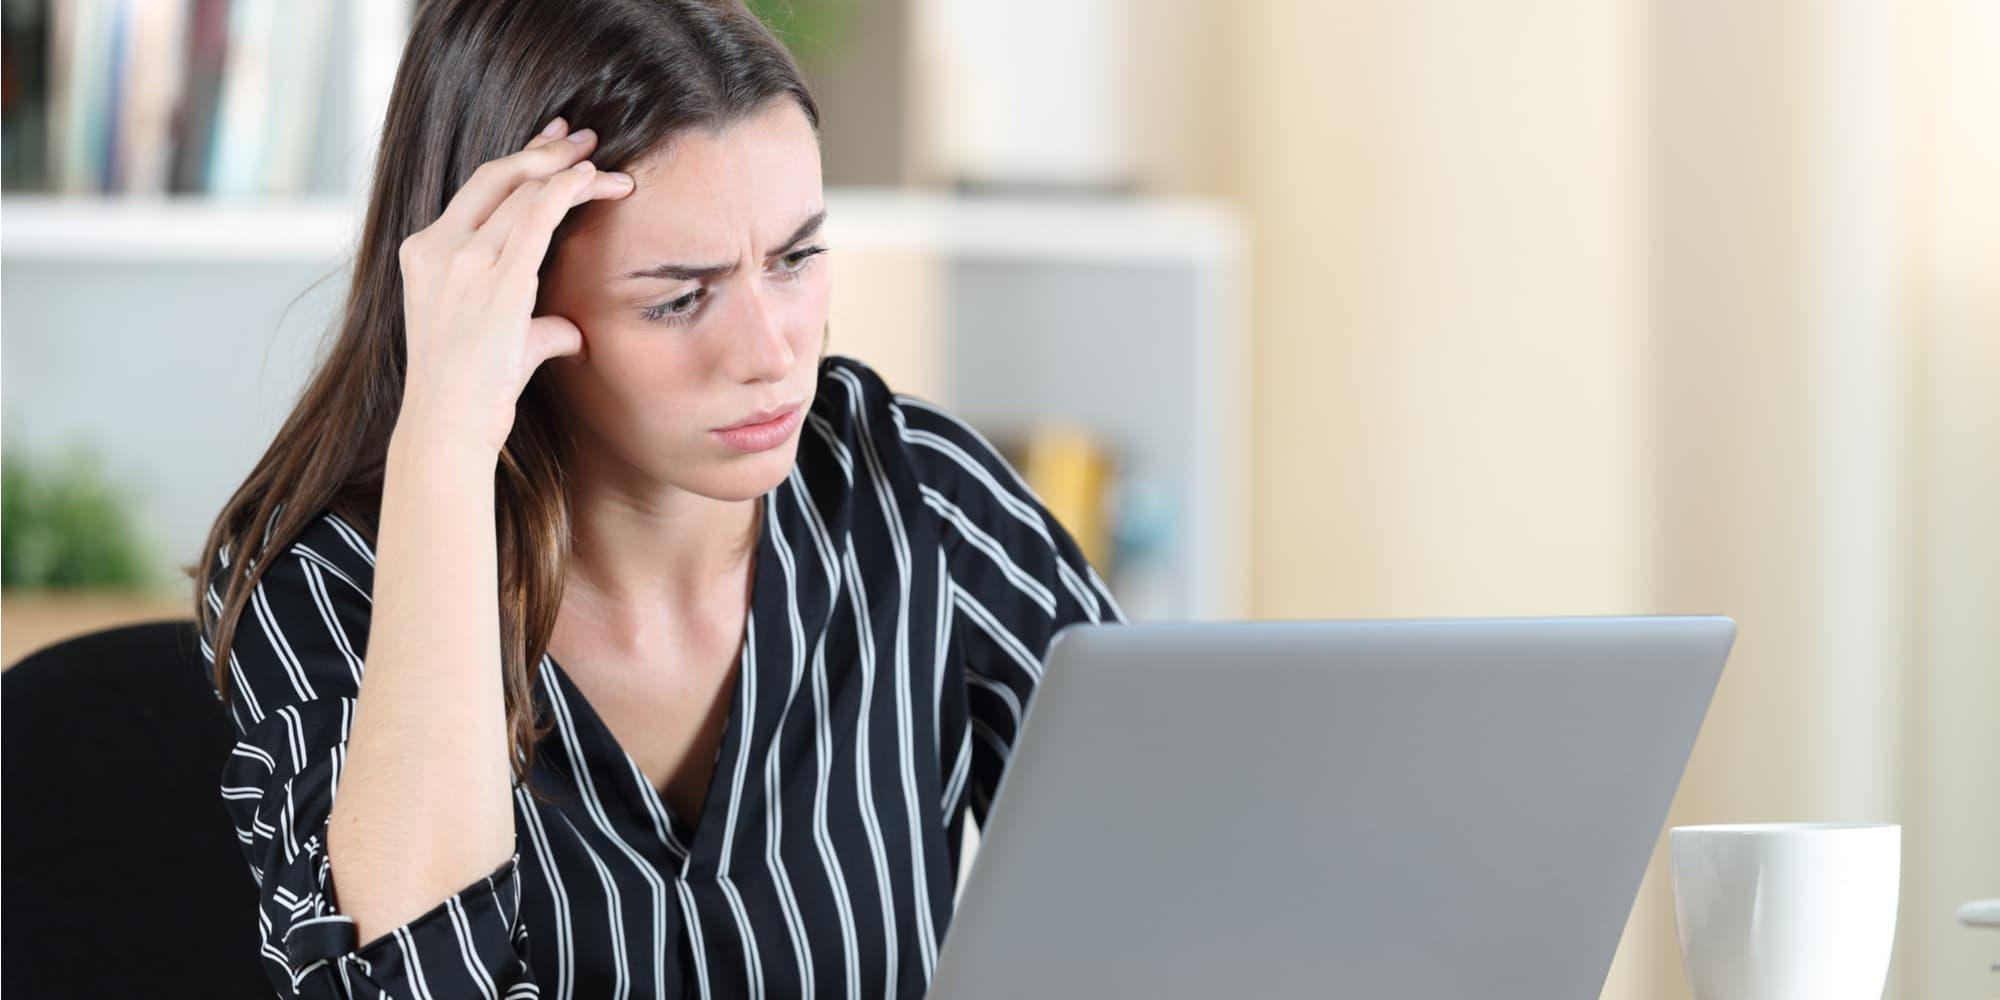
[535,483,780,876]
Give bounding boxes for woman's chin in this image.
[693,444,798,500]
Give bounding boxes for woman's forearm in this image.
[325,427,515,949]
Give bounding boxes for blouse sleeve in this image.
[201,518,538,998]
[889,391,1128,830]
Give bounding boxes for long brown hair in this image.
[189,0,822,798]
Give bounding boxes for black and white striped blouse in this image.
[201,353,1125,999]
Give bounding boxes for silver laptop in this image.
[928,615,1735,998]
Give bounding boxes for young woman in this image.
[191,1,1122,997]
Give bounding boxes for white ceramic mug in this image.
[1670,822,1900,1000]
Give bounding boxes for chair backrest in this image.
[2,618,270,998]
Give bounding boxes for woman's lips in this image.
[717,400,801,430]
[711,402,804,453]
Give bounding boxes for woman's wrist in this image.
[387,419,499,481]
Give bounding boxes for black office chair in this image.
[3,619,271,998]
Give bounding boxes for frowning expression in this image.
[538,99,830,501]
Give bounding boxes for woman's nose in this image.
[726,281,795,382]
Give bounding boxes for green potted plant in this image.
[2,439,160,590]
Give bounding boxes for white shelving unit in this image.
[2,194,363,259]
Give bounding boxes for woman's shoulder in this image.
[810,353,895,429]
[209,501,378,606]
[196,503,377,701]
[283,507,378,590]
[806,353,1028,503]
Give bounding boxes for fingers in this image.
[459,115,636,264]
[464,158,633,267]
[491,161,634,284]
[529,116,569,149]
[526,314,585,367]
[432,118,603,236]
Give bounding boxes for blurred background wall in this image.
[1195,0,1999,994]
[4,0,1995,993]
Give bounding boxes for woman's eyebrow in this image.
[619,208,827,282]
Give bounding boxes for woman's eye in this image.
[776,246,827,280]
[642,246,825,325]
[642,289,703,325]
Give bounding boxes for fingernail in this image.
[606,171,633,186]
[566,128,595,144]
[540,116,564,137]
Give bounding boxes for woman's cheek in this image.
[795,269,833,348]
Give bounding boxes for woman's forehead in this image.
[616,113,820,240]
[592,108,822,260]
[626,103,819,197]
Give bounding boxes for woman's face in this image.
[538,100,829,502]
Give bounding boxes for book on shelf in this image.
[3,0,355,198]
[990,422,1119,578]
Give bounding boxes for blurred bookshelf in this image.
[1,0,411,201]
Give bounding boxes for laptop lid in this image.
[928,615,1735,998]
